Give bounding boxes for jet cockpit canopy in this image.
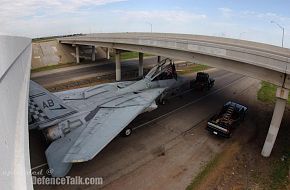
[145,58,177,81]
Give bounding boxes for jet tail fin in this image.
[28,80,77,129]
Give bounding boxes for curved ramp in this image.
[0,36,32,190]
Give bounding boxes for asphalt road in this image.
[29,69,260,190]
[31,57,158,86]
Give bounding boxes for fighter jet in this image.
[29,59,190,177]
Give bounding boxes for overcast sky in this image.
[1,0,290,48]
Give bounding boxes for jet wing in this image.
[63,105,145,163]
[45,88,165,177]
[63,88,165,163]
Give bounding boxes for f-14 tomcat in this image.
[29,59,191,177]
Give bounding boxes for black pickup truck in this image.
[190,72,215,90]
[206,101,247,138]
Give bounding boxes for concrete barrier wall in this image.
[0,36,33,190]
[32,40,75,69]
[32,40,107,69]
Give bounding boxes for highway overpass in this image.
[59,32,290,157]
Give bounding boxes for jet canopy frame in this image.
[145,58,177,81]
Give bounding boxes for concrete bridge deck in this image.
[59,33,290,88]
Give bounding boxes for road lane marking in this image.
[134,75,245,130]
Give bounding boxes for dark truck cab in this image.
[190,72,215,90]
[206,101,247,138]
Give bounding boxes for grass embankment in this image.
[177,64,210,75]
[32,38,55,43]
[186,142,241,190]
[32,34,83,43]
[111,51,152,60]
[31,52,153,73]
[186,153,222,190]
[186,81,289,190]
[31,62,79,73]
[186,133,289,190]
[32,37,56,43]
[252,130,290,190]
[256,81,289,189]
[257,81,290,104]
[269,150,290,190]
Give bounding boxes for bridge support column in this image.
[157,56,161,63]
[261,87,289,157]
[106,48,110,59]
[115,50,121,81]
[139,52,144,77]
[76,45,80,64]
[92,46,96,62]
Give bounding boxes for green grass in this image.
[186,153,221,190]
[122,52,152,60]
[269,152,289,190]
[32,36,59,43]
[31,52,152,73]
[32,38,56,43]
[111,51,152,60]
[257,81,290,104]
[251,157,289,190]
[31,62,78,73]
[32,34,83,43]
[269,123,290,190]
[255,84,290,189]
[177,64,210,75]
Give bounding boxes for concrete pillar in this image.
[138,52,144,77]
[157,56,161,63]
[261,87,289,157]
[92,46,96,62]
[76,45,80,64]
[106,48,110,60]
[115,50,121,81]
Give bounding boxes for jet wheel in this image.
[122,128,132,137]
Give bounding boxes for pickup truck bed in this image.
[206,101,247,137]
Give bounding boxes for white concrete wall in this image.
[32,40,75,69]
[0,36,33,190]
[32,40,108,69]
